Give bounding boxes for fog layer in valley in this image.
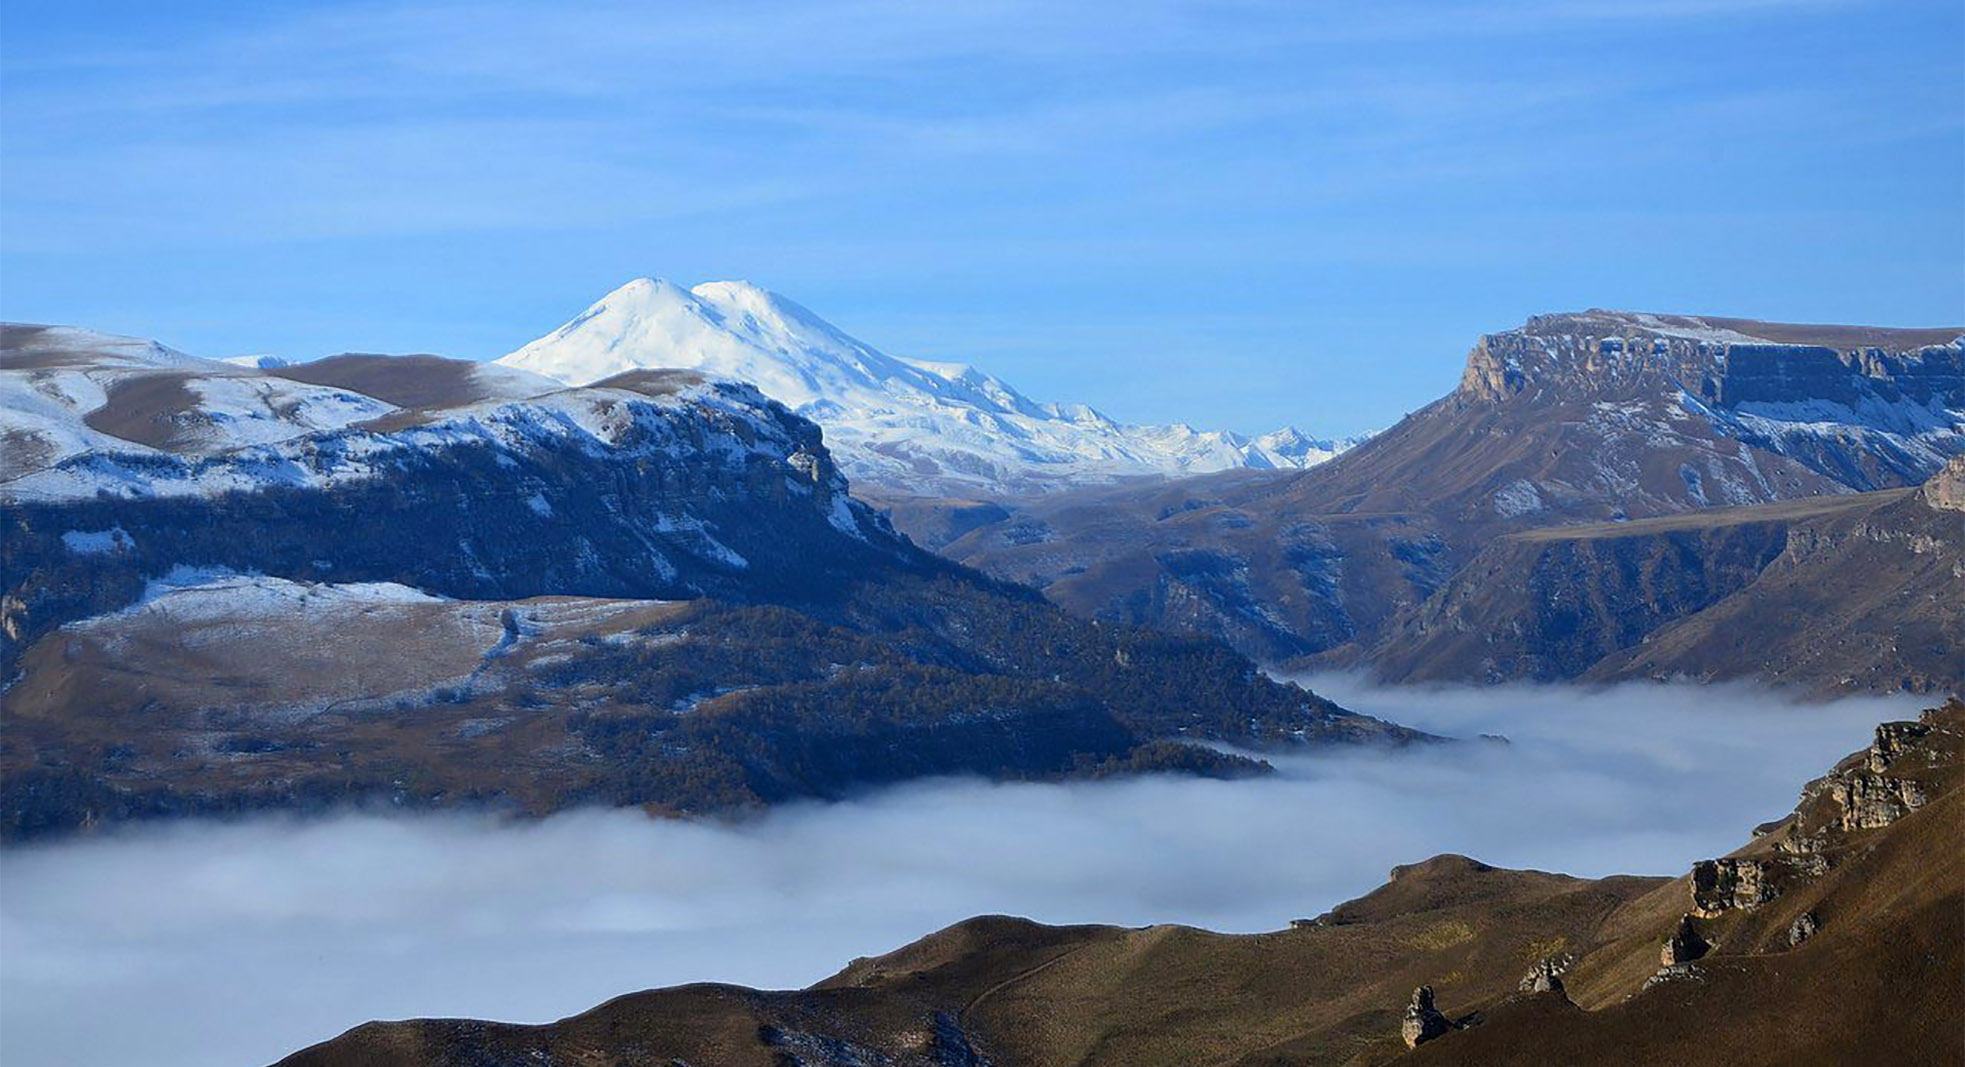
[0,679,1927,1067]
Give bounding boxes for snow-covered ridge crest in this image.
[2,324,582,491]
[10,371,780,497]
[496,278,1364,496]
[2,326,878,552]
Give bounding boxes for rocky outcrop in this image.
[1641,963,1705,991]
[1828,772,1930,831]
[1661,914,1710,965]
[1815,719,1938,831]
[1401,985,1453,1048]
[1690,858,1777,917]
[1923,454,1965,510]
[1870,721,1934,772]
[1787,910,1819,948]
[1518,955,1572,995]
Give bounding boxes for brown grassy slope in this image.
[917,861,1661,1067]
[270,353,520,409]
[1407,800,1962,1066]
[274,854,1664,1067]
[1402,699,1964,1066]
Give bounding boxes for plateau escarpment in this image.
[1,325,1414,841]
[935,312,1963,684]
[279,700,1965,1067]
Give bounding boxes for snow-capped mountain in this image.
[495,278,1362,496]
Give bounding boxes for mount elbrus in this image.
[495,278,1365,497]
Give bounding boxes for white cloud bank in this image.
[0,678,1930,1067]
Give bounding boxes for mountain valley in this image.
[2,305,1960,1065]
[1359,459,1965,693]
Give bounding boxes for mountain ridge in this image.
[0,327,1418,841]
[930,311,1964,675]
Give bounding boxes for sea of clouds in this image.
[0,677,1929,1067]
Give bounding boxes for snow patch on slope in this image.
[2,325,398,481]
[101,569,448,625]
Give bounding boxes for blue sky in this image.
[3,0,1960,436]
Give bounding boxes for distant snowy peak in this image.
[496,278,1362,496]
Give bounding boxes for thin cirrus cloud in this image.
[0,0,1922,247]
[0,0,1955,435]
[0,678,1928,1067]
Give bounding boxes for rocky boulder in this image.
[1518,955,1572,995]
[1401,985,1453,1048]
[1869,721,1935,773]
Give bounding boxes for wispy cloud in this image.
[1,0,1953,434]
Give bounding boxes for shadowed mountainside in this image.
[925,313,1963,682]
[1348,455,1965,694]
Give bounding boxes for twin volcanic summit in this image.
[2,284,1963,1066]
[496,277,1366,495]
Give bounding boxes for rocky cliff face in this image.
[1923,454,1965,510]
[1459,311,1964,491]
[1461,312,1961,404]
